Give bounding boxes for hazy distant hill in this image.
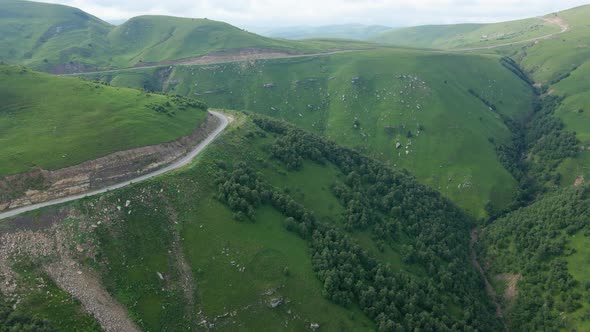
[372,17,560,49]
[262,24,391,40]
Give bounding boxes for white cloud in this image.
[36,0,590,28]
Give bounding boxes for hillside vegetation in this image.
[0,0,372,73]
[0,65,207,176]
[479,186,590,331]
[0,114,501,331]
[2,1,590,331]
[372,17,560,49]
[90,48,535,217]
[505,5,590,188]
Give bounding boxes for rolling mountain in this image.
[1,1,589,331]
[0,0,113,72]
[0,0,370,73]
[0,113,502,331]
[364,4,590,331]
[261,24,392,40]
[0,64,208,179]
[372,17,561,50]
[90,47,534,218]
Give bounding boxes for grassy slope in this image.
[0,0,373,72]
[262,24,392,40]
[5,116,376,331]
[105,15,335,67]
[396,5,590,331]
[480,186,590,330]
[0,65,207,176]
[509,5,590,186]
[92,48,534,217]
[372,17,560,49]
[3,114,502,330]
[0,0,113,71]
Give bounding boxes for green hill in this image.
[505,5,590,187]
[106,15,299,67]
[262,24,392,40]
[0,114,502,331]
[372,17,561,49]
[0,65,207,176]
[0,0,113,72]
[89,48,535,218]
[475,7,590,330]
[479,185,590,331]
[0,0,372,73]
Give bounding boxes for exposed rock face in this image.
[269,297,283,308]
[0,113,219,212]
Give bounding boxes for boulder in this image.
[269,297,283,308]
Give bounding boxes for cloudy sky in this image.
[37,0,589,28]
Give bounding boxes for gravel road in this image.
[0,110,229,221]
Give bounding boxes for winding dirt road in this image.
[0,110,229,221]
[452,16,570,52]
[60,49,364,76]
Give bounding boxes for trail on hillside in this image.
[541,16,570,34]
[0,111,229,221]
[452,15,570,52]
[470,229,508,330]
[60,49,365,76]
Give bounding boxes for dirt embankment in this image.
[0,206,141,331]
[0,113,220,212]
[136,48,302,68]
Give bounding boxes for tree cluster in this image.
[492,94,579,217]
[0,296,53,332]
[480,186,590,330]
[214,116,503,331]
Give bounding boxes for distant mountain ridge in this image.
[261,24,391,40]
[0,0,363,73]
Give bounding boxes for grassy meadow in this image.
[372,17,560,49]
[0,65,207,176]
[91,48,535,217]
[3,113,502,330]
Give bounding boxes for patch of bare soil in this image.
[574,175,585,186]
[0,208,139,332]
[45,259,140,332]
[542,15,570,33]
[495,273,521,301]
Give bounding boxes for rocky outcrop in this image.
[0,113,219,212]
